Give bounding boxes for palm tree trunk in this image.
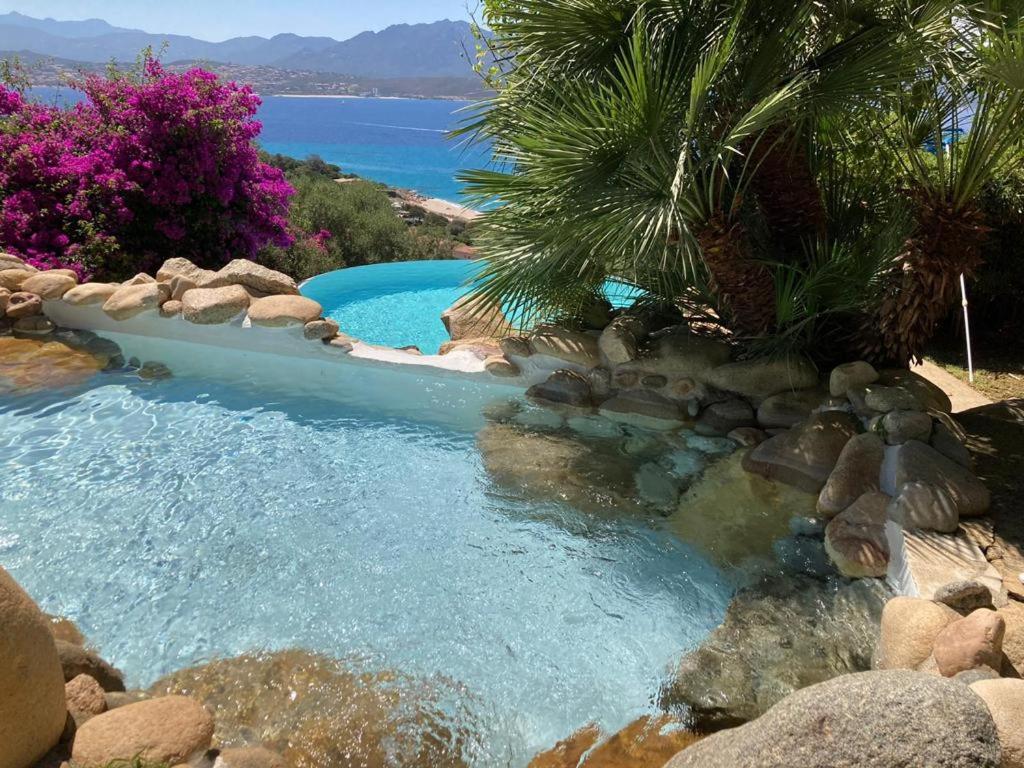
[696,215,777,336]
[862,201,988,365]
[747,128,827,259]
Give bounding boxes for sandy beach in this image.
[397,190,481,222]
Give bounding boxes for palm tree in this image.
[460,1,949,332]
[862,1,1024,362]
[460,0,1019,364]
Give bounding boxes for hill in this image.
[0,12,484,80]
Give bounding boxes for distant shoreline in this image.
[270,93,471,102]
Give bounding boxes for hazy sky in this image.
[1,1,479,40]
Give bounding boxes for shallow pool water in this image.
[0,362,731,765]
[302,260,646,354]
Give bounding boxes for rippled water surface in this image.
[0,364,732,765]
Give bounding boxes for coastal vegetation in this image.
[462,0,1024,367]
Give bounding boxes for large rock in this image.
[0,567,67,768]
[636,332,732,377]
[71,695,215,767]
[704,354,818,400]
[933,609,1006,677]
[881,368,954,413]
[598,390,685,431]
[875,596,961,670]
[743,411,861,493]
[894,440,991,516]
[888,482,960,533]
[62,282,119,307]
[66,673,108,723]
[102,283,167,320]
[829,360,879,396]
[0,252,32,271]
[247,295,323,328]
[6,291,43,319]
[205,259,298,295]
[695,398,756,436]
[824,491,891,578]
[971,679,1024,768]
[527,370,592,408]
[598,315,647,365]
[181,285,250,325]
[817,432,884,518]
[881,409,934,445]
[660,574,887,730]
[156,257,217,286]
[0,268,31,291]
[303,318,339,341]
[149,650,474,768]
[863,384,921,412]
[665,671,1000,768]
[756,389,824,429]
[529,325,601,369]
[440,295,512,341]
[21,271,77,299]
[55,640,125,692]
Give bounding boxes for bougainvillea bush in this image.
[0,59,294,279]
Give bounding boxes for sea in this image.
[28,88,492,204]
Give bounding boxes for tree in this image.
[460,0,1024,365]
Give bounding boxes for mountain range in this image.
[0,11,485,79]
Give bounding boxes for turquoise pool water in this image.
[0,360,731,766]
[302,260,645,354]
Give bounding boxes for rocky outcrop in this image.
[660,574,887,730]
[156,256,217,285]
[247,295,323,328]
[665,671,1000,768]
[0,567,67,768]
[182,285,251,325]
[6,291,43,319]
[743,411,861,493]
[70,695,215,767]
[527,370,593,407]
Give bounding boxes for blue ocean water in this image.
[27,88,491,203]
[258,96,490,202]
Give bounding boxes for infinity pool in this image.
[0,351,731,766]
[302,260,645,354]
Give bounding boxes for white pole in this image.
[960,273,975,385]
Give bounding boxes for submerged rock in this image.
[665,671,1000,768]
[149,650,477,768]
[0,337,105,393]
[667,451,817,568]
[477,422,644,515]
[528,716,702,768]
[660,573,888,730]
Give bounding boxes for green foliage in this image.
[260,175,457,281]
[261,152,345,181]
[460,0,1024,362]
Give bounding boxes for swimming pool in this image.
[301,260,645,354]
[0,344,732,766]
